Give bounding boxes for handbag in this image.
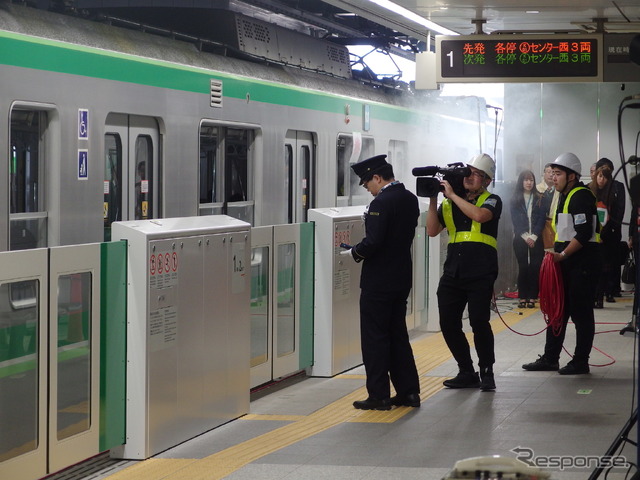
[622,250,636,285]
[542,219,555,249]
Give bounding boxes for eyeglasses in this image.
[469,170,486,179]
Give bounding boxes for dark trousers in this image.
[437,274,496,372]
[544,257,601,364]
[596,240,618,300]
[513,236,543,300]
[359,289,420,400]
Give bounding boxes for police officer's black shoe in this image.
[522,355,559,371]
[390,393,421,407]
[353,397,392,410]
[479,368,496,391]
[443,371,481,389]
[558,360,590,375]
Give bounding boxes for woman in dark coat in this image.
[510,170,546,308]
[590,165,624,307]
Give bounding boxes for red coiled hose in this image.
[538,252,565,335]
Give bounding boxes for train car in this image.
[0,4,493,475]
[0,2,489,252]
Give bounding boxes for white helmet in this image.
[552,152,582,176]
[467,154,495,180]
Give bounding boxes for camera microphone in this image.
[412,166,441,176]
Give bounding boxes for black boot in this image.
[479,367,496,391]
[443,370,480,388]
[522,355,559,371]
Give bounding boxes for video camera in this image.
[412,162,470,198]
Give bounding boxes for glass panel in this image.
[134,136,153,220]
[250,246,270,367]
[0,280,39,461]
[10,109,47,250]
[336,134,350,199]
[276,243,295,357]
[300,145,311,222]
[199,126,218,205]
[9,216,47,251]
[336,134,374,206]
[227,202,254,225]
[225,129,248,203]
[198,205,224,216]
[350,137,375,205]
[10,111,43,214]
[285,144,293,223]
[57,272,91,441]
[104,134,123,242]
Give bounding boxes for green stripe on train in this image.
[0,31,416,123]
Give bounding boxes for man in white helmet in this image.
[523,152,602,375]
[426,153,501,391]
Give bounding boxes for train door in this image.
[284,131,315,223]
[104,114,160,241]
[199,123,255,225]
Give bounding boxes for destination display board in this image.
[436,34,603,83]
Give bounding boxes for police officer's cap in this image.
[351,154,390,185]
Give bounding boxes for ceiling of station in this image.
[27,1,640,57]
[327,0,640,39]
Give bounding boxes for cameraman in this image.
[426,154,502,391]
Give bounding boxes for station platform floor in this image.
[63,294,638,480]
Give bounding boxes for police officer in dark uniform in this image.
[523,152,602,374]
[346,154,421,411]
[426,154,501,391]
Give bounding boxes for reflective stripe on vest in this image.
[442,190,497,249]
[552,186,600,243]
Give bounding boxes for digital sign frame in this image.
[436,34,604,83]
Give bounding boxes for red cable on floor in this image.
[497,252,619,367]
[538,252,564,336]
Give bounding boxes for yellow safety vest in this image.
[442,190,497,249]
[552,186,600,243]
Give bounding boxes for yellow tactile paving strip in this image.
[103,307,532,480]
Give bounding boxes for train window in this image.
[134,136,153,221]
[225,129,248,203]
[388,140,408,167]
[104,134,122,241]
[199,124,254,224]
[9,109,48,250]
[199,126,218,205]
[285,145,293,223]
[300,145,312,222]
[56,272,92,440]
[336,134,374,206]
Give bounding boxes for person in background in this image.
[511,170,546,308]
[537,163,559,251]
[595,157,626,297]
[590,163,597,182]
[523,153,602,375]
[426,154,501,391]
[345,154,421,411]
[589,165,624,307]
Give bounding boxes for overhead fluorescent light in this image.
[366,0,458,35]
